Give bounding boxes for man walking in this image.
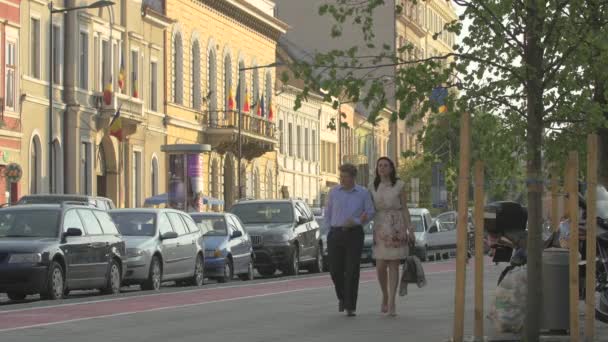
[325,164,375,317]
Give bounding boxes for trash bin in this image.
[541,247,570,332]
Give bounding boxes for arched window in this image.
[173,32,183,104]
[151,156,159,196]
[192,40,201,110]
[208,48,218,121]
[224,54,232,110]
[51,139,62,193]
[30,135,42,194]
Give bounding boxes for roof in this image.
[109,208,181,214]
[408,208,430,215]
[233,199,297,205]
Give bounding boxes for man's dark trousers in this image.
[327,225,364,312]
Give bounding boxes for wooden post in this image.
[585,134,598,341]
[551,167,560,233]
[453,111,470,342]
[567,151,580,341]
[473,161,485,341]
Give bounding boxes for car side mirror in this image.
[231,230,243,239]
[429,225,438,234]
[160,231,178,240]
[64,227,83,237]
[297,217,307,225]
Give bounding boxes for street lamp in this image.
[235,62,282,200]
[48,0,114,193]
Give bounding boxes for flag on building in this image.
[260,95,265,117]
[244,87,250,112]
[268,98,274,120]
[118,55,125,91]
[103,76,113,105]
[109,105,123,142]
[228,89,235,110]
[132,72,138,98]
[431,87,448,113]
[256,96,262,116]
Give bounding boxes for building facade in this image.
[19,0,170,207]
[164,0,287,210]
[274,0,457,169]
[0,0,21,204]
[391,0,458,162]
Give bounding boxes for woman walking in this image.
[369,157,413,316]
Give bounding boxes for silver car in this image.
[411,208,457,261]
[109,209,205,290]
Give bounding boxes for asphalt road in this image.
[1,259,602,341]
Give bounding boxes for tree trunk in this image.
[524,1,546,340]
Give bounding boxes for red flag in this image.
[109,106,123,142]
[244,88,250,112]
[118,55,125,91]
[268,99,273,120]
[228,89,234,110]
[103,77,113,105]
[256,96,262,116]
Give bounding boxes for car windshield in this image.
[0,210,60,238]
[110,212,157,237]
[231,202,294,224]
[411,215,424,232]
[191,215,227,236]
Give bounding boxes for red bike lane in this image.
[0,261,458,332]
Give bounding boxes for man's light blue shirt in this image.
[324,184,375,230]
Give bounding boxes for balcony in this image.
[343,154,368,166]
[98,92,145,124]
[205,110,277,160]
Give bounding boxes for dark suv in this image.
[17,194,116,210]
[0,204,126,301]
[230,199,322,276]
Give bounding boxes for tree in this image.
[284,1,607,339]
[420,110,526,204]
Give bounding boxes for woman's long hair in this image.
[374,156,398,190]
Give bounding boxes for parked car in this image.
[190,212,254,282]
[230,199,322,276]
[436,210,490,255]
[314,214,330,272]
[17,194,116,210]
[109,209,205,290]
[411,208,457,261]
[362,220,374,264]
[0,204,126,301]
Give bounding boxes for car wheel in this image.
[7,292,26,301]
[218,259,233,283]
[419,246,428,262]
[239,260,254,281]
[188,254,204,286]
[285,247,299,276]
[41,261,65,300]
[101,259,121,295]
[258,266,276,277]
[310,245,323,273]
[142,256,162,291]
[322,254,330,272]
